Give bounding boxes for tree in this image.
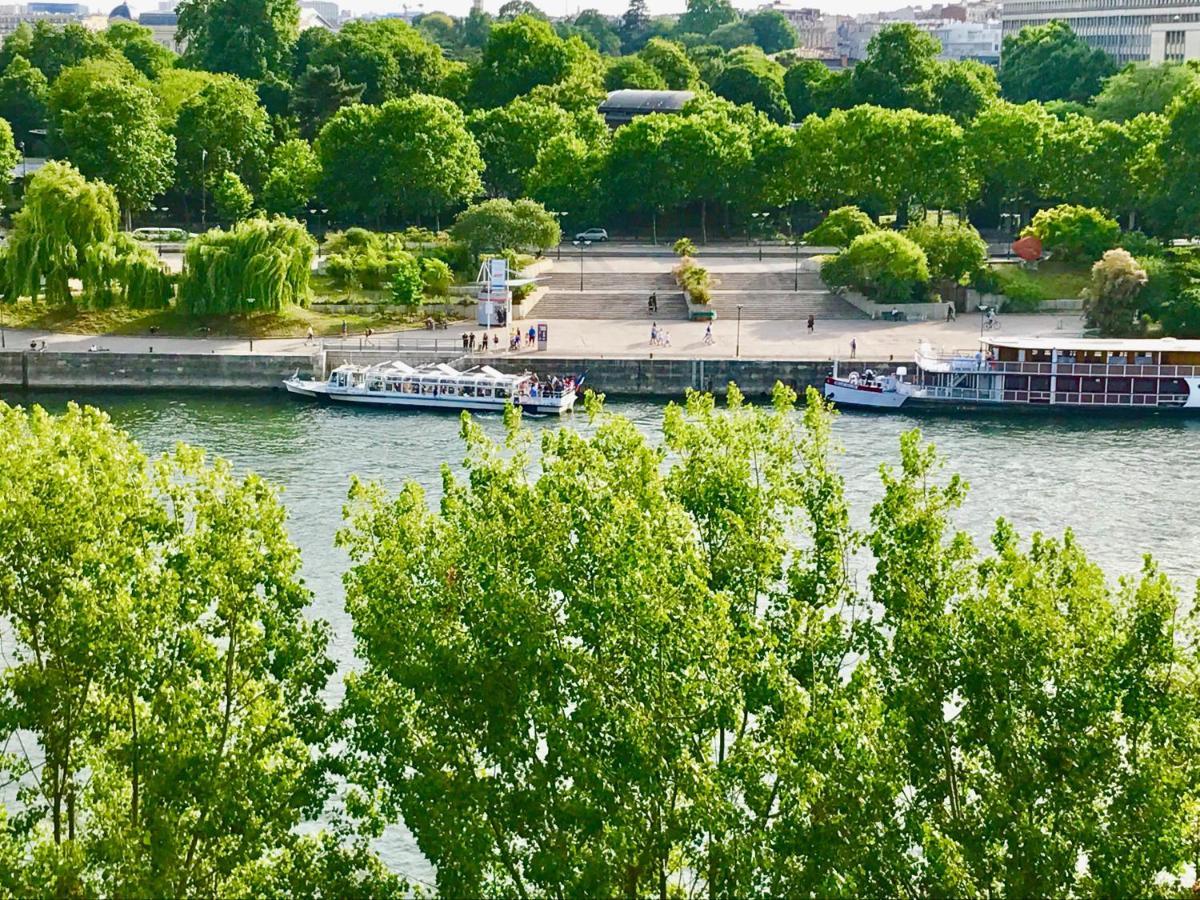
[677,0,737,39]
[745,8,797,54]
[4,160,118,304]
[22,20,111,82]
[711,46,790,124]
[0,54,47,146]
[0,402,354,895]
[311,19,445,106]
[468,98,574,198]
[966,99,1059,210]
[1000,20,1116,104]
[1091,62,1200,122]
[904,220,987,284]
[784,58,833,120]
[316,94,483,224]
[471,15,572,108]
[662,104,753,242]
[290,63,363,138]
[618,0,651,51]
[49,60,174,221]
[526,132,607,223]
[104,20,176,78]
[174,75,272,202]
[290,24,333,78]
[1083,247,1148,334]
[450,197,561,257]
[845,23,941,112]
[573,9,622,56]
[417,11,460,52]
[1024,203,1120,261]
[708,21,755,50]
[497,0,547,20]
[178,216,314,313]
[212,170,255,223]
[820,229,930,301]
[803,205,876,247]
[934,58,998,123]
[177,0,300,80]
[262,137,319,215]
[604,55,666,90]
[389,252,423,306]
[638,37,699,90]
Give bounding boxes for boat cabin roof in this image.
[983,337,1200,354]
[332,360,537,386]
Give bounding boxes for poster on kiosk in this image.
[476,258,510,326]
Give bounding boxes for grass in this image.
[0,299,467,339]
[990,261,1091,309]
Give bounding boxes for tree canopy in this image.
[1000,20,1116,104]
[177,0,299,80]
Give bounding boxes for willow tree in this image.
[177,216,315,315]
[81,233,174,309]
[4,159,118,304]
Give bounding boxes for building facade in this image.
[1001,0,1200,64]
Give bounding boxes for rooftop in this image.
[598,90,696,114]
[983,336,1200,353]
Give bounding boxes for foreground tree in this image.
[0,402,362,896]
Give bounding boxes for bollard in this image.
[149,346,153,353]
[249,338,254,352]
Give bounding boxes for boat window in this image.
[1133,377,1156,395]
[1004,375,1028,391]
[1082,376,1104,394]
[1107,377,1131,394]
[1107,353,1127,365]
[1161,378,1189,395]
[1030,375,1050,393]
[1055,376,1079,392]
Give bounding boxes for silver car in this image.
[574,228,609,242]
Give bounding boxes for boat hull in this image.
[823,378,908,409]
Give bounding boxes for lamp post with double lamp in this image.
[308,207,329,268]
[572,238,591,291]
[751,211,769,261]
[551,211,567,259]
[736,303,744,358]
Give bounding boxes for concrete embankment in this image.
[1,349,886,397]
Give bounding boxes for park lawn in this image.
[990,261,1091,306]
[1,300,465,338]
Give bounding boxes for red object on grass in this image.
[1012,235,1043,261]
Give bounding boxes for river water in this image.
[4,389,1200,885]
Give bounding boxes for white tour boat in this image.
[284,361,579,414]
[825,337,1200,412]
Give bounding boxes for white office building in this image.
[1001,0,1200,65]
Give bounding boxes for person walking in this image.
[478,332,488,353]
[341,321,348,339]
[850,337,857,359]
[305,326,313,345]
[807,314,815,334]
[650,322,658,346]
[469,332,475,351]
[946,303,956,322]
[703,322,714,345]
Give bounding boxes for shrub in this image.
[390,253,424,307]
[1083,248,1148,335]
[420,257,453,295]
[1160,286,1200,337]
[804,206,876,249]
[1023,204,1120,262]
[820,231,930,302]
[904,221,987,285]
[673,256,711,303]
[673,237,696,257]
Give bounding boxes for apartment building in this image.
[1001,0,1200,64]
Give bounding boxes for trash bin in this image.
[537,322,548,351]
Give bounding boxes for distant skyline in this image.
[97,0,925,21]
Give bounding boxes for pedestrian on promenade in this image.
[662,330,671,347]
[528,325,537,346]
[479,332,488,353]
[946,303,956,322]
[305,326,314,345]
[341,321,348,338]
[807,314,815,333]
[365,327,373,346]
[492,333,499,348]
[462,333,469,350]
[650,322,658,346]
[703,322,714,345]
[469,332,476,351]
[850,337,857,359]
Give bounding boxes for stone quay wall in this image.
[0,350,318,391]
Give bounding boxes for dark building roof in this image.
[108,2,132,18]
[138,11,178,24]
[597,89,696,127]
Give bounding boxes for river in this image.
[4,389,1200,885]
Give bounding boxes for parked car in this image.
[131,227,192,243]
[574,228,609,242]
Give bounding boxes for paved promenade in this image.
[3,312,1086,362]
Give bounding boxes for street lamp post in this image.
[553,211,567,260]
[19,140,24,180]
[200,148,207,229]
[572,239,590,291]
[736,303,744,358]
[751,211,768,261]
[793,238,803,292]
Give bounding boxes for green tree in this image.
[966,99,1059,210]
[450,196,561,257]
[1000,20,1116,104]
[0,54,47,146]
[177,0,300,80]
[663,103,753,242]
[711,46,790,123]
[311,19,445,105]
[0,402,351,896]
[178,216,314,313]
[934,58,999,123]
[212,170,255,223]
[638,36,699,89]
[388,252,423,306]
[846,22,941,111]
[604,55,667,90]
[1091,62,1200,122]
[677,0,737,39]
[49,61,174,221]
[803,204,876,247]
[468,98,574,197]
[820,229,930,301]
[1024,203,1120,261]
[784,58,834,120]
[261,137,319,216]
[744,8,797,54]
[471,15,572,108]
[23,20,111,81]
[174,75,272,201]
[526,131,607,223]
[4,160,117,304]
[290,63,364,138]
[904,219,987,284]
[573,9,622,55]
[708,20,755,50]
[104,20,176,78]
[619,0,651,50]
[1151,83,1200,235]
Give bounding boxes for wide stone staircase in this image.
[531,262,868,321]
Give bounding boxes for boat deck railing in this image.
[918,348,1200,378]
